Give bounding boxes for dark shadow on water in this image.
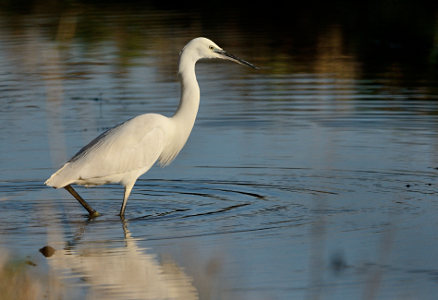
[0,0,437,86]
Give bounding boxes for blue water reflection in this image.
[0,2,438,299]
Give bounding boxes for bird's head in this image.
[180,37,257,69]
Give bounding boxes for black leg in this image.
[64,185,99,217]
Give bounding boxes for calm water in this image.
[1,2,438,299]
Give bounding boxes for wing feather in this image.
[46,114,169,187]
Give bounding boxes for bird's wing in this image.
[53,114,168,185]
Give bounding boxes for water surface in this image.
[1,2,438,299]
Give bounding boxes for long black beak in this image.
[215,49,258,69]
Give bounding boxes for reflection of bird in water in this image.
[45,37,256,217]
[46,219,198,300]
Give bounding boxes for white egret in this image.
[45,37,257,217]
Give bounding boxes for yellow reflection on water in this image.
[44,217,198,300]
[314,25,359,79]
[45,219,198,300]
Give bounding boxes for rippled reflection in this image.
[1,1,438,299]
[46,218,198,299]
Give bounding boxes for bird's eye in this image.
[209,45,214,50]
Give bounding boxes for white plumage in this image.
[45,37,256,217]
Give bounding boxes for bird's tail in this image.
[45,163,72,188]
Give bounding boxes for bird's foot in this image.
[88,210,100,218]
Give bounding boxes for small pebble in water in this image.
[39,246,56,257]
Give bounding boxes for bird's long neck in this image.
[171,54,200,139]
